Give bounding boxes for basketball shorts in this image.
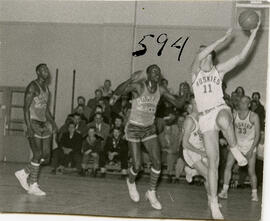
[124,121,157,143]
[198,104,231,133]
[28,119,52,139]
[237,143,257,155]
[183,149,207,168]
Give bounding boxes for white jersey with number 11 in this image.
[192,66,225,112]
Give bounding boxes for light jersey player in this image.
[15,64,57,196]
[219,96,260,201]
[182,97,212,206]
[111,64,189,210]
[191,20,260,219]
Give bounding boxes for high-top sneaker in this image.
[15,169,30,191]
[28,183,46,196]
[145,190,162,210]
[126,178,140,202]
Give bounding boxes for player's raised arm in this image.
[217,16,261,79]
[160,85,189,109]
[190,29,232,75]
[198,29,232,61]
[109,70,143,105]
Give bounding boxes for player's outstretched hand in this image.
[130,70,143,83]
[251,12,261,34]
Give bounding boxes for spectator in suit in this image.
[87,112,110,177]
[51,121,83,174]
[252,92,265,131]
[100,79,113,98]
[104,127,129,178]
[73,96,91,120]
[87,89,103,118]
[73,113,87,137]
[80,127,103,177]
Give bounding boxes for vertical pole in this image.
[71,69,76,113]
[53,68,58,120]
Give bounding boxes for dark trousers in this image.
[51,148,82,170]
[256,159,264,187]
[99,146,129,170]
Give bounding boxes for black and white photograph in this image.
[0,0,269,221]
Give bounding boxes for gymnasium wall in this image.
[0,1,268,127]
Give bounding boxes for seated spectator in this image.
[111,95,131,123]
[104,127,129,178]
[235,86,245,98]
[256,130,264,187]
[87,112,110,177]
[74,105,88,122]
[73,96,91,120]
[80,127,103,177]
[100,79,113,98]
[55,114,73,143]
[51,121,82,174]
[230,91,240,110]
[73,113,87,136]
[111,116,124,134]
[252,92,265,131]
[87,88,103,117]
[159,120,182,183]
[160,78,174,94]
[98,98,111,124]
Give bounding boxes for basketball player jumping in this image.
[15,63,57,196]
[191,19,260,219]
[111,64,189,210]
[219,96,260,201]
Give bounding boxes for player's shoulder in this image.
[26,81,39,93]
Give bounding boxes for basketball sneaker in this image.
[145,190,162,210]
[28,183,46,196]
[184,166,198,183]
[210,200,224,219]
[126,178,140,202]
[218,190,228,199]
[251,192,259,202]
[15,169,30,191]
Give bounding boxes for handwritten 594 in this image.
[132,33,189,62]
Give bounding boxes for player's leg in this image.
[41,137,51,165]
[217,109,247,166]
[247,151,258,201]
[126,141,141,202]
[203,130,223,219]
[143,137,162,210]
[193,160,209,194]
[219,151,236,199]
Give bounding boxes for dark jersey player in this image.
[111,64,189,210]
[15,63,57,196]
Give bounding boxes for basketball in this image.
[238,10,259,30]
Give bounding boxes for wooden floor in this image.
[0,162,262,221]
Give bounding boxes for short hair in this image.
[146,64,161,75]
[161,78,168,84]
[73,113,81,118]
[104,79,111,84]
[115,115,123,122]
[235,86,245,95]
[88,126,96,132]
[252,92,261,99]
[77,96,85,102]
[68,121,75,127]
[95,89,102,95]
[36,63,47,73]
[96,105,103,110]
